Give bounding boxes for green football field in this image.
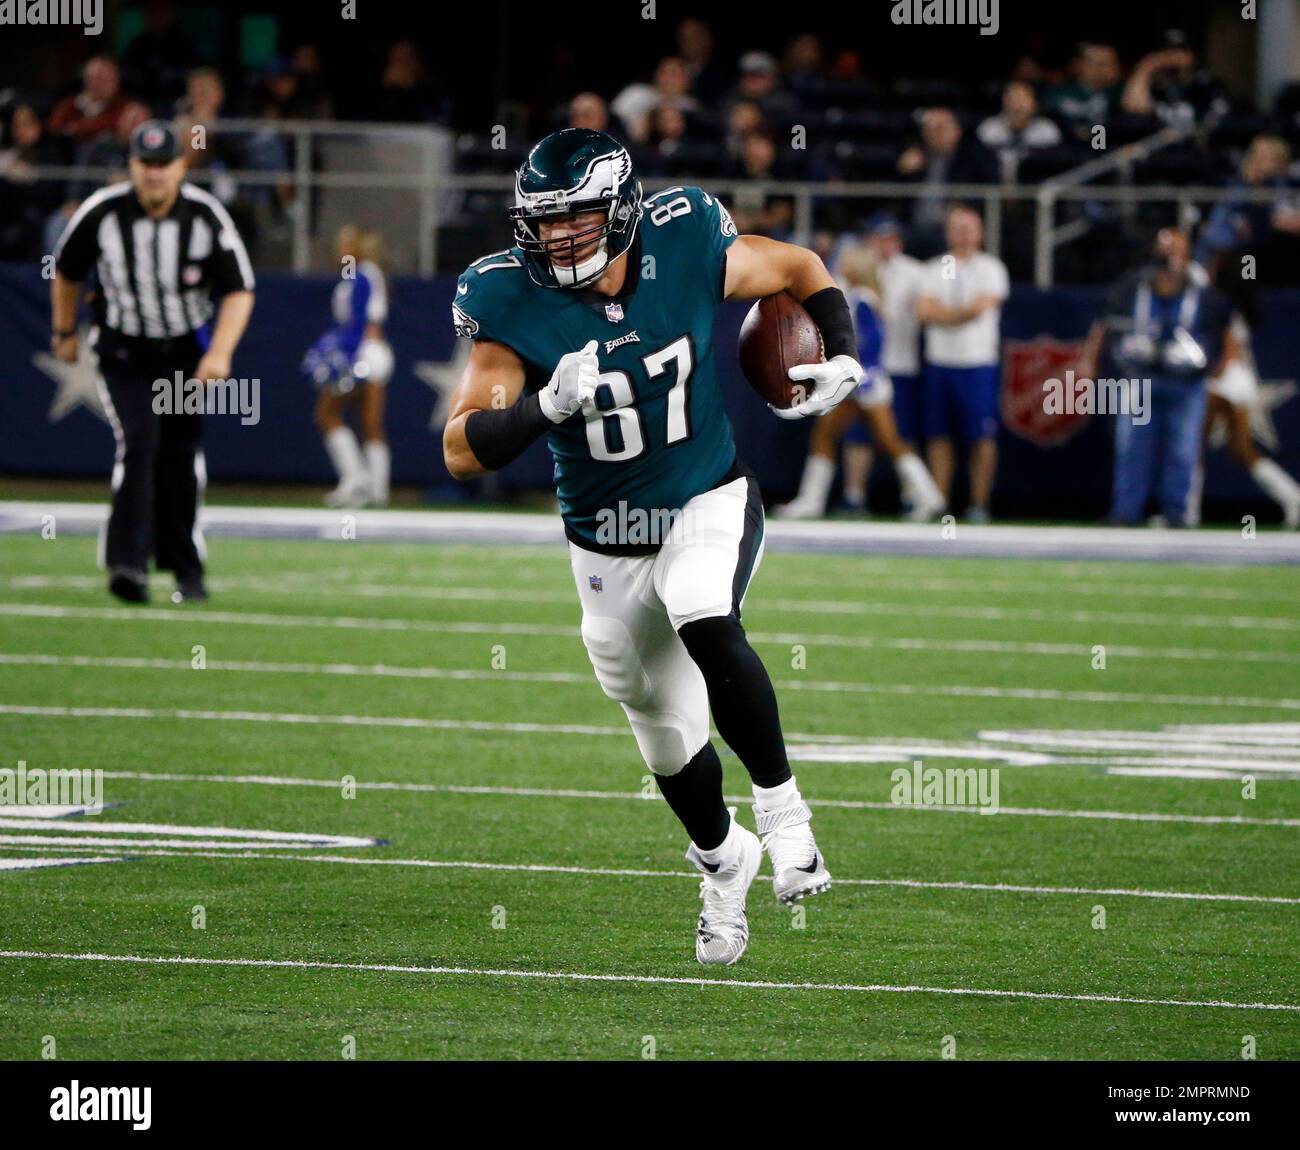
[1,528,1298,1060]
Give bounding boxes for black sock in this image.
[655,742,730,850]
[677,614,793,789]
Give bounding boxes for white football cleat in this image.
[755,799,831,905]
[685,813,762,966]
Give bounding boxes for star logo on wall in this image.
[1249,379,1297,453]
[413,339,471,430]
[31,330,109,425]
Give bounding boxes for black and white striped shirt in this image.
[53,181,255,340]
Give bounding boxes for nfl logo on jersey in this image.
[588,575,603,592]
[604,302,624,323]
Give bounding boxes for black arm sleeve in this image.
[463,390,551,472]
[800,286,857,360]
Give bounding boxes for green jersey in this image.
[453,185,741,552]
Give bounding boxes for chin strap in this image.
[552,237,609,287]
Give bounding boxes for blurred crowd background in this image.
[3,0,1300,283]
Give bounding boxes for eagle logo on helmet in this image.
[509,128,644,290]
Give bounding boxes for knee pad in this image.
[624,707,707,777]
[580,615,651,707]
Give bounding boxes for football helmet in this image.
[509,128,643,289]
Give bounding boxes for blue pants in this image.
[1109,377,1207,525]
[891,373,921,443]
[923,364,999,443]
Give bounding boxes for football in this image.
[737,292,825,409]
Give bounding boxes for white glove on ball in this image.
[771,354,864,420]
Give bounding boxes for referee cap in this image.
[129,120,180,164]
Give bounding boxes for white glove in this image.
[539,339,600,423]
[771,354,864,420]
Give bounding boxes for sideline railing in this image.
[7,118,1290,283]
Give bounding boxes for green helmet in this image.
[509,128,643,289]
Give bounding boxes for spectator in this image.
[1077,228,1234,527]
[176,68,239,205]
[0,103,64,259]
[724,128,794,237]
[367,39,448,123]
[566,91,628,141]
[611,56,698,145]
[1046,42,1123,137]
[640,105,700,177]
[729,50,798,120]
[864,213,928,451]
[288,43,334,120]
[48,56,132,146]
[977,81,1062,182]
[896,107,998,249]
[915,204,1009,523]
[724,99,765,162]
[120,0,197,112]
[1121,33,1230,128]
[74,99,152,196]
[1196,134,1297,269]
[676,17,726,104]
[782,33,826,102]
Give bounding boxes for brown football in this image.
[737,293,825,409]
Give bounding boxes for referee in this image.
[50,120,255,604]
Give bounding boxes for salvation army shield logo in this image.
[1000,336,1089,447]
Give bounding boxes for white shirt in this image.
[920,250,1009,367]
[878,252,925,376]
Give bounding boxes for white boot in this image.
[896,452,946,522]
[753,778,831,905]
[1252,458,1300,529]
[685,808,762,966]
[323,427,371,508]
[774,455,834,520]
[364,441,390,507]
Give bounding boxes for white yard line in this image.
[5,841,1296,905]
[0,703,626,737]
[3,652,1298,711]
[10,571,1299,604]
[4,603,1298,665]
[0,949,1293,1012]
[4,596,1300,633]
[83,770,1300,827]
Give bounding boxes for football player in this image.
[444,129,862,965]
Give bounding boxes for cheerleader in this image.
[1189,249,1300,529]
[303,225,394,507]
